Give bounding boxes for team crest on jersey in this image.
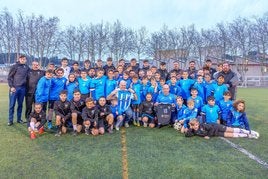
[65,104,69,108]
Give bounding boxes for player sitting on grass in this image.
[28,103,46,139]
[185,118,259,139]
[54,90,71,137]
[70,90,85,136]
[180,99,198,133]
[97,97,114,134]
[201,96,221,124]
[82,97,100,136]
[227,99,252,131]
[139,93,156,128]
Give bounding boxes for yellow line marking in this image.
[121,128,129,179]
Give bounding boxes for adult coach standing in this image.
[216,62,239,100]
[7,55,30,126]
[25,61,45,120]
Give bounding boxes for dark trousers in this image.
[25,93,35,120]
[8,86,26,123]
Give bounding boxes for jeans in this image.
[8,86,26,123]
[124,107,133,123]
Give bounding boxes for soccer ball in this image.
[173,122,182,131]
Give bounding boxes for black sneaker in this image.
[8,122,13,126]
[85,128,90,135]
[72,130,78,136]
[17,120,24,124]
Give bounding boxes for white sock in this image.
[73,125,77,131]
[233,128,250,134]
[30,122,35,131]
[233,133,248,138]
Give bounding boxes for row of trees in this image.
[0,8,268,68]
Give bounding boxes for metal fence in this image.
[0,67,9,83]
[241,76,268,87]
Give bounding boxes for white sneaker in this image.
[251,131,260,138]
[115,126,120,131]
[143,122,148,128]
[248,134,258,139]
[124,122,129,128]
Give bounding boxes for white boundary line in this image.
[220,137,268,169]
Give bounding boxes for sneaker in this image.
[38,127,45,134]
[47,121,52,129]
[108,127,113,134]
[136,121,140,127]
[85,128,90,135]
[17,120,24,124]
[124,122,129,128]
[115,126,120,131]
[72,130,78,136]
[143,122,148,128]
[30,131,36,139]
[251,131,260,138]
[7,122,13,126]
[55,131,61,137]
[248,133,258,139]
[133,120,137,126]
[157,123,162,128]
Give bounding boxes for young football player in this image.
[180,99,198,133]
[139,93,155,128]
[130,75,142,126]
[66,73,78,101]
[70,90,86,136]
[201,96,221,124]
[47,68,67,129]
[218,91,233,125]
[227,99,251,131]
[82,97,100,135]
[178,70,195,102]
[185,118,259,139]
[77,70,91,100]
[105,69,117,98]
[174,96,187,129]
[97,97,114,134]
[212,74,228,104]
[28,103,46,139]
[54,90,71,137]
[91,68,107,101]
[35,69,53,112]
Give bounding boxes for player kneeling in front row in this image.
[28,103,46,139]
[97,97,114,134]
[54,90,71,137]
[82,97,104,136]
[70,90,86,136]
[185,118,259,139]
[139,93,156,128]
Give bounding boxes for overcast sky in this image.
[1,0,267,31]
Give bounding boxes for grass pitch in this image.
[0,84,267,178]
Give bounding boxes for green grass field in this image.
[0,83,267,178]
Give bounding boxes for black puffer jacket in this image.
[8,62,30,88]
